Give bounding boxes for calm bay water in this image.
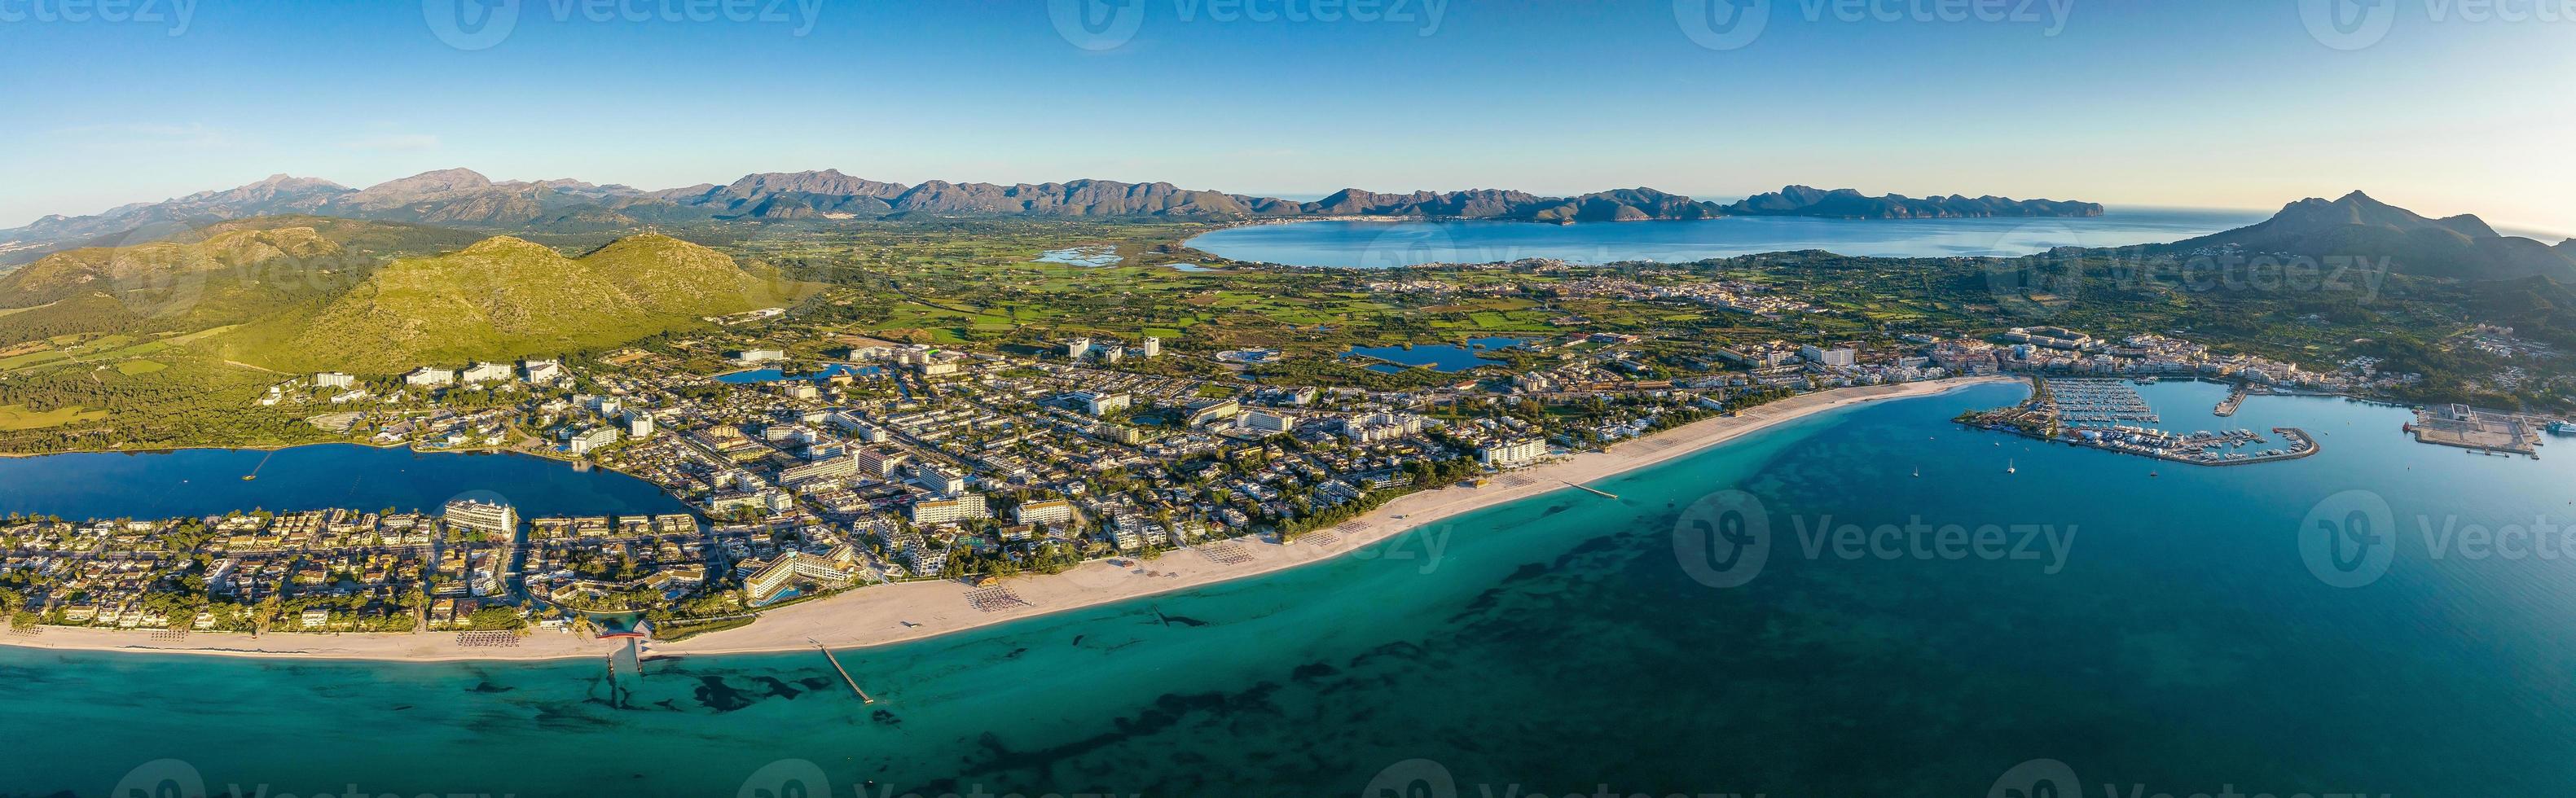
[7,382,2576,796]
[0,444,692,521]
[1184,208,2270,267]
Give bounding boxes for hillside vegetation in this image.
[221,233,808,373]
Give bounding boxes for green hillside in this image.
[0,217,489,345]
[222,233,807,373]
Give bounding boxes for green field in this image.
[0,404,109,431]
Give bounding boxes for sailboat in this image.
[1912,466,1921,478]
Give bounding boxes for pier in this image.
[811,639,877,703]
[1563,480,1618,499]
[2407,405,2540,457]
[242,449,277,481]
[2213,384,2251,417]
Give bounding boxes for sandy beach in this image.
[0,375,2012,663]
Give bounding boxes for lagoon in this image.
[1342,336,1525,373]
[0,444,693,521]
[712,362,882,384]
[1184,207,2270,267]
[8,382,2576,796]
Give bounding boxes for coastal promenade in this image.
[0,376,2015,663]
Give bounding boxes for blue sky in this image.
[2,0,2569,234]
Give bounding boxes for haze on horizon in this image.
[2,0,2569,235]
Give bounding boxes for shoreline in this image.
[0,376,2016,664]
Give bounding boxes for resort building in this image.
[780,455,857,486]
[1799,345,1857,367]
[910,463,966,496]
[1185,398,1240,427]
[1071,390,1131,416]
[406,367,456,388]
[461,362,514,384]
[1339,412,1426,444]
[742,547,859,605]
[908,494,989,526]
[854,448,906,476]
[1241,410,1295,433]
[442,499,519,537]
[1479,438,1550,468]
[565,427,619,454]
[522,359,566,384]
[1012,498,1077,527]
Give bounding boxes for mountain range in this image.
[0,169,2107,255]
[2157,191,2576,281]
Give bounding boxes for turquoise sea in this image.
[7,380,2576,797]
[1184,208,2271,268]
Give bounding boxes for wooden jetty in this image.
[811,639,876,704]
[1563,480,1618,499]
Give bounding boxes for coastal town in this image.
[0,316,2553,643]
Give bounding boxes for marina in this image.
[2068,425,2320,467]
[1959,377,2318,467]
[2043,378,2161,424]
